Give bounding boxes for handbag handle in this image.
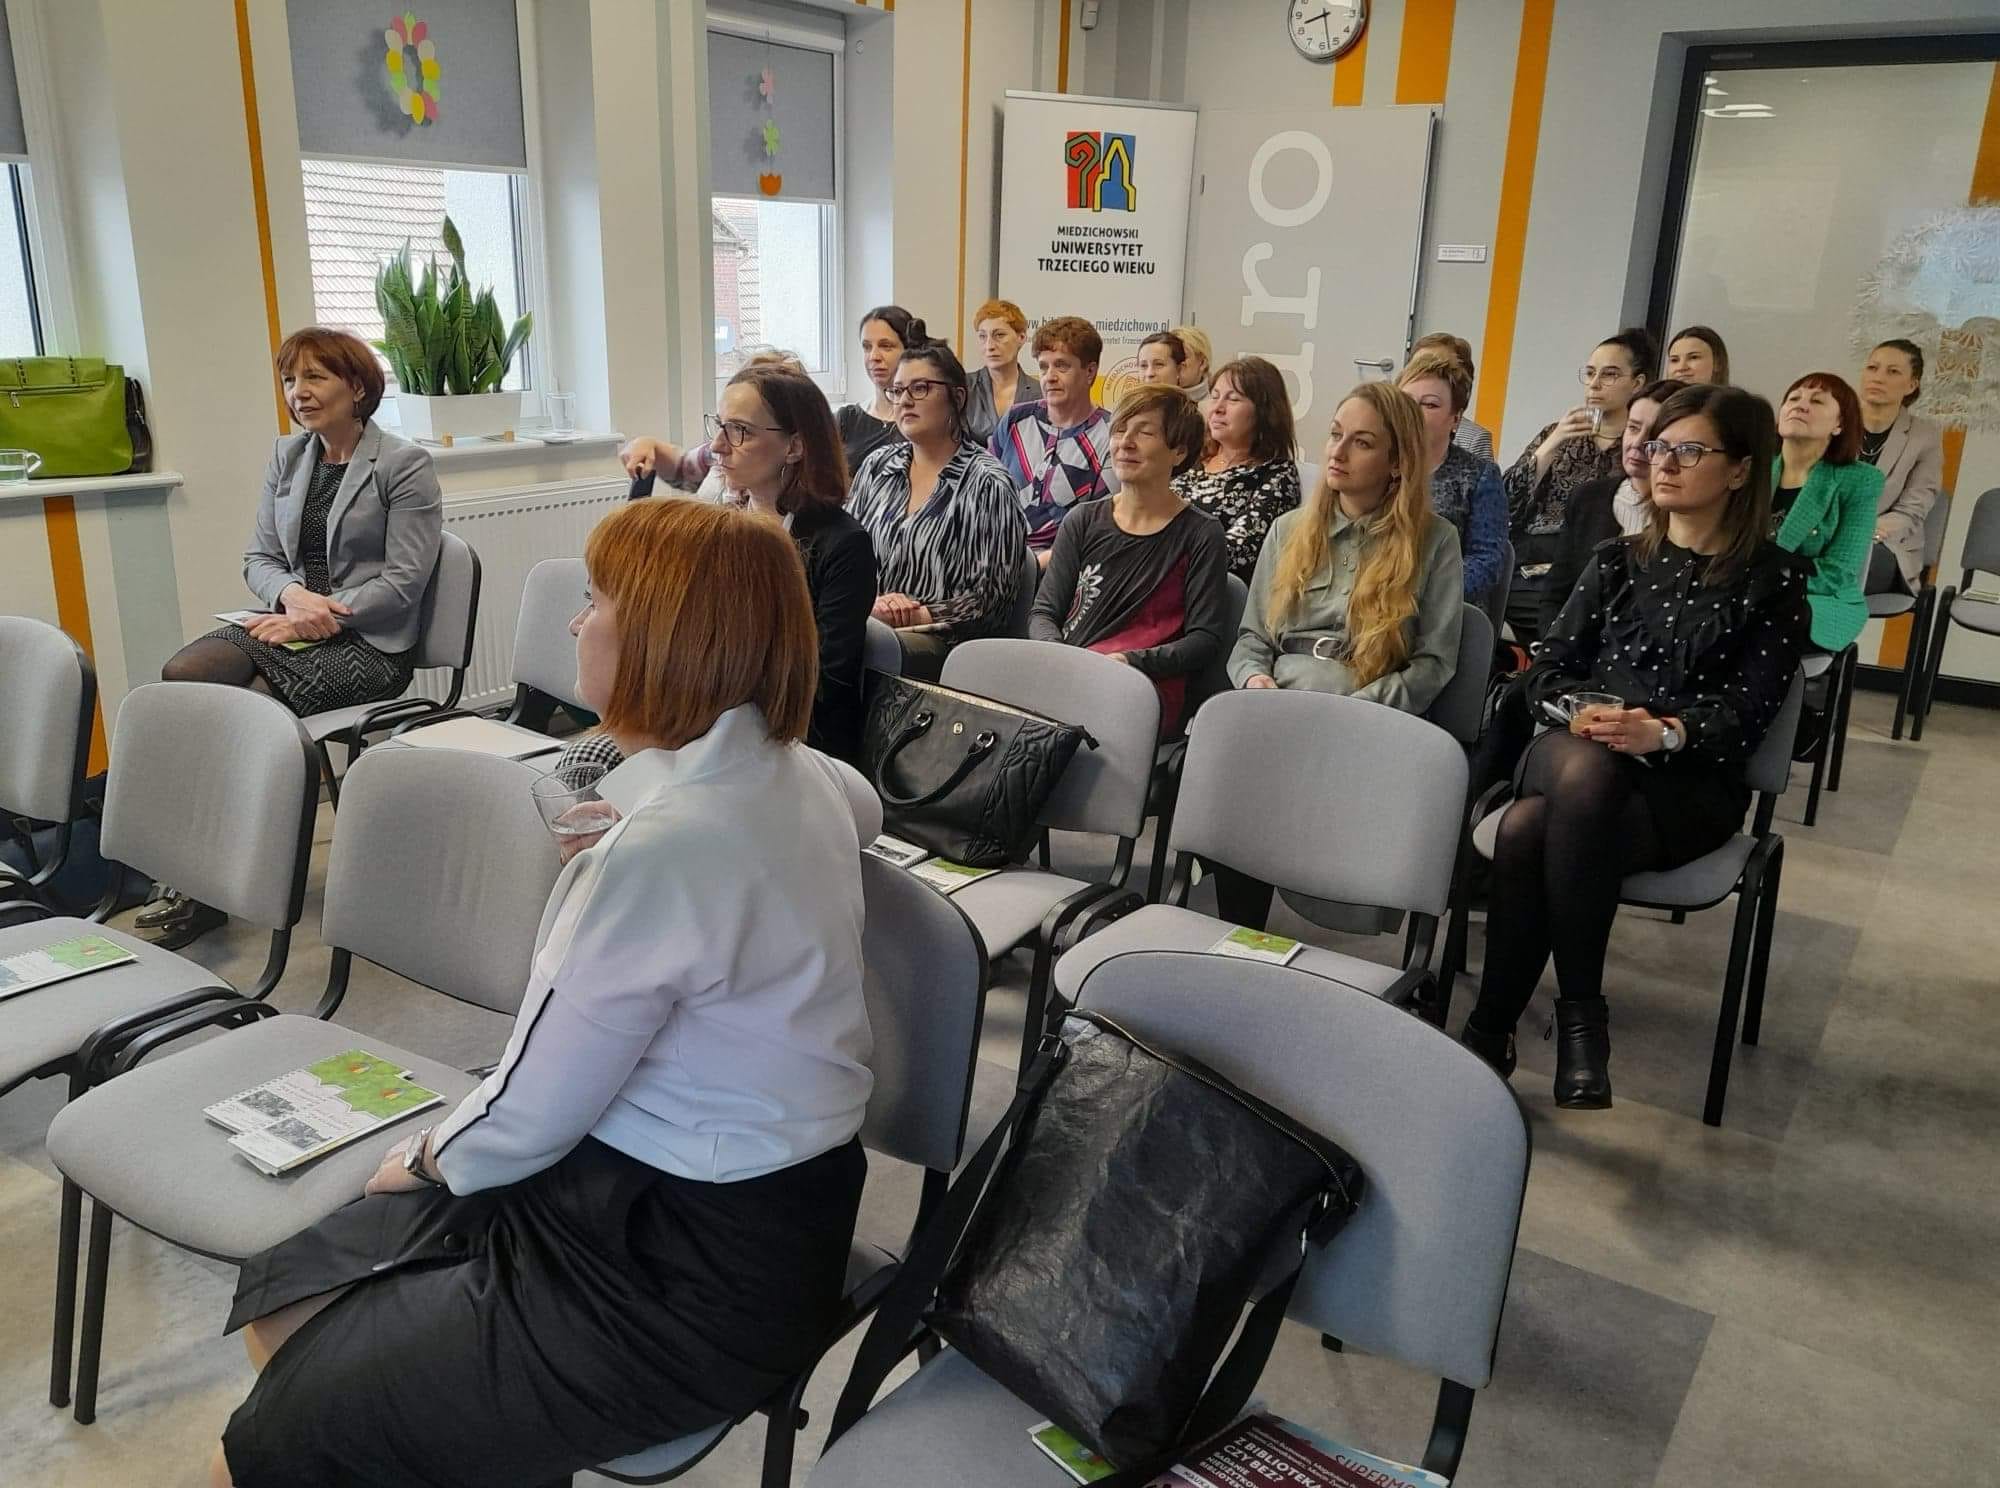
[871,708,1000,808]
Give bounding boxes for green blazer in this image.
[1773,457,1882,652]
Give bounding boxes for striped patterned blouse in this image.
[848,439,1028,641]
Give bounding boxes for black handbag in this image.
[831,1011,1363,1481]
[858,672,1095,867]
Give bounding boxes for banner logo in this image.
[1065,131,1137,212]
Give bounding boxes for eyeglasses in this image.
[887,378,947,404]
[1640,439,1725,467]
[704,413,784,448]
[1577,365,1635,386]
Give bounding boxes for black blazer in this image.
[1538,475,1627,637]
[792,502,878,763]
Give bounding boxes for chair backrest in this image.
[1745,671,1805,799]
[1190,572,1251,714]
[1424,604,1494,746]
[1484,537,1515,634]
[101,683,317,929]
[1074,951,1527,1389]
[412,531,482,671]
[321,746,563,1015]
[943,638,1162,840]
[1959,487,2000,579]
[1172,689,1467,917]
[857,853,989,1172]
[0,616,93,823]
[863,616,903,677]
[511,557,587,707]
[1921,489,1952,572]
[1006,546,1040,639]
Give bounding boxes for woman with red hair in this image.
[1772,370,1881,654]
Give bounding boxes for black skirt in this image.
[202,623,414,717]
[220,1136,866,1488]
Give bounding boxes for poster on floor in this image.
[998,91,1199,405]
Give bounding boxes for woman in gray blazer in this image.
[149,328,441,943]
[1857,339,1944,594]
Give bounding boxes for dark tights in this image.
[1470,730,1662,1033]
[161,637,273,694]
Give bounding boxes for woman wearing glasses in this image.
[847,341,1027,681]
[1501,328,1657,639]
[1463,385,1809,1109]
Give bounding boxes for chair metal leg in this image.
[73,1199,113,1424]
[1827,645,1857,791]
[316,740,342,809]
[1703,857,1765,1128]
[49,1176,81,1408]
[757,1373,811,1488]
[1741,839,1784,1048]
[1420,1378,1477,1482]
[1889,606,1921,741]
[1912,592,1954,743]
[1803,728,1826,827]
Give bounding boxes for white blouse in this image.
[432,705,881,1192]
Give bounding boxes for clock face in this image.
[1287,0,1367,61]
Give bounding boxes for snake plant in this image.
[372,216,533,396]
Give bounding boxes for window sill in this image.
[411,431,624,465]
[0,470,185,505]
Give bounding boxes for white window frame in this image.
[297,0,555,423]
[705,9,845,403]
[6,0,79,354]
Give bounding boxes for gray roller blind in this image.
[708,32,834,203]
[288,0,526,171]
[0,7,27,164]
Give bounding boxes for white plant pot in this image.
[395,390,523,445]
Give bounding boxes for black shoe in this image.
[1553,998,1612,1109]
[149,901,226,951]
[134,890,194,930]
[1460,1017,1517,1079]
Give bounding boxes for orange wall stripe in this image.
[1876,61,1999,668]
[1395,0,1457,105]
[44,496,108,774]
[1472,0,1555,439]
[955,0,972,354]
[235,0,287,432]
[1057,0,1072,93]
[1332,25,1370,107]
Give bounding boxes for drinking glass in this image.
[0,449,44,482]
[530,763,619,841]
[546,392,577,438]
[1563,691,1626,736]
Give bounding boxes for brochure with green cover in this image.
[908,857,1001,895]
[1209,927,1305,965]
[0,934,136,1002]
[205,1050,444,1177]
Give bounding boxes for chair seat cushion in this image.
[807,1348,1044,1488]
[1951,595,2000,635]
[1866,591,1915,619]
[1053,904,1406,1002]
[599,1238,901,1480]
[1474,808,1753,910]
[302,703,378,742]
[46,1013,480,1260]
[384,716,563,762]
[949,869,1099,960]
[0,918,232,1093]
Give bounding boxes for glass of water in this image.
[546,391,578,438]
[530,764,619,843]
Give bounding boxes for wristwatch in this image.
[1659,720,1684,754]
[402,1126,443,1186]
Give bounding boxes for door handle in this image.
[1354,357,1396,379]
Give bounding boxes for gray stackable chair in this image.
[1005,545,1041,639]
[1848,490,1952,749]
[1281,604,1492,939]
[1056,689,1467,1026]
[0,683,318,1115]
[1486,537,1515,639]
[305,530,482,803]
[43,745,561,1422]
[934,639,1162,1068]
[385,555,589,762]
[0,617,96,909]
[1914,487,2000,740]
[1443,672,1805,1128]
[809,949,1531,1487]
[863,615,903,677]
[1144,572,1249,901]
[593,853,991,1487]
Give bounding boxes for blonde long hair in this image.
[1271,382,1434,687]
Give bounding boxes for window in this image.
[0,164,42,355]
[707,23,842,399]
[300,159,530,391]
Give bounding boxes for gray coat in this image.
[1871,409,1944,586]
[243,421,443,652]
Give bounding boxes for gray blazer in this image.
[243,421,443,652]
[1872,409,1944,586]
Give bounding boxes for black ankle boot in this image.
[1460,1016,1517,1079]
[1553,998,1612,1109]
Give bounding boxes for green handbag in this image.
[0,357,134,477]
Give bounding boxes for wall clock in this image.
[1288,1,1367,62]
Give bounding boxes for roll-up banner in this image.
[997,91,1199,405]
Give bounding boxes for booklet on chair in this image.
[1028,1411,1448,1486]
[1208,927,1305,965]
[863,833,932,869]
[213,610,323,653]
[0,934,136,1003]
[204,1049,444,1177]
[908,857,1000,895]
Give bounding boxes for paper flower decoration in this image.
[762,120,781,156]
[1854,206,2000,430]
[384,13,441,125]
[760,65,775,101]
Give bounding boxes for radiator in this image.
[413,478,627,711]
